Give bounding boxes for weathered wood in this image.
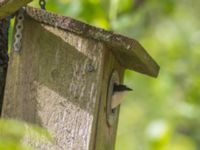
[2,7,160,150]
[94,49,124,150]
[0,16,9,114]
[25,6,160,78]
[2,14,105,149]
[0,0,32,19]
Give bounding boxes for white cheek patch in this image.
[111,91,128,109]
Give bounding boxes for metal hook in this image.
[39,0,46,10]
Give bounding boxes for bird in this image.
[111,84,133,109]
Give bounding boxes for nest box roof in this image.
[26,6,159,77]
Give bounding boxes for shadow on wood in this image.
[2,7,159,150]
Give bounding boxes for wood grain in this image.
[2,7,160,149]
[2,14,105,150]
[93,48,124,150]
[25,6,159,78]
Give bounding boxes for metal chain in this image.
[13,8,25,52]
[13,0,46,52]
[39,0,46,10]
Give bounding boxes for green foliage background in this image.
[23,0,200,149]
[0,119,52,150]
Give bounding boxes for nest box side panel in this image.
[2,15,105,150]
[93,49,124,150]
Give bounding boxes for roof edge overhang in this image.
[25,6,160,78]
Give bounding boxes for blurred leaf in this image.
[0,119,53,150]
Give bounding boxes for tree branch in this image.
[0,16,10,114]
[0,0,33,19]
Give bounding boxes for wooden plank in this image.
[25,6,160,77]
[0,0,32,19]
[2,14,105,149]
[93,49,124,150]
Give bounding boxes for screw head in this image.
[86,64,95,72]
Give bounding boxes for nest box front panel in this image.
[93,48,125,150]
[2,14,105,149]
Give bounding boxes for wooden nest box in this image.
[2,7,159,150]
